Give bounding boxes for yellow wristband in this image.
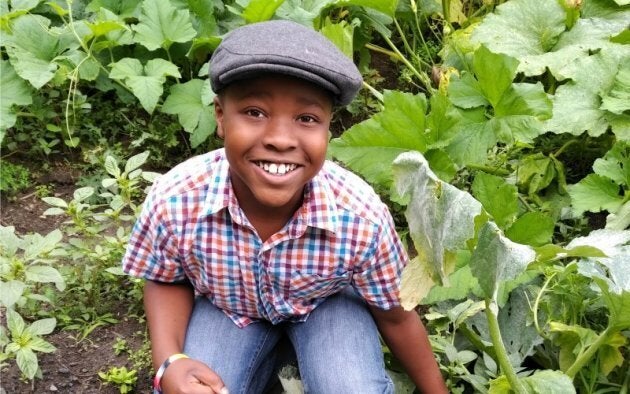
[153,353,189,393]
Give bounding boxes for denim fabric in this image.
[183,289,394,393]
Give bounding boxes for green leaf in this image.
[547,50,630,139]
[343,0,398,16]
[162,79,216,147]
[2,15,61,88]
[7,308,26,336]
[104,155,121,178]
[86,0,142,18]
[593,141,630,186]
[506,212,555,247]
[26,336,56,353]
[471,0,566,77]
[26,318,56,336]
[521,370,575,394]
[25,266,65,288]
[0,280,26,308]
[16,347,38,379]
[445,111,497,166]
[242,0,284,23]
[448,73,488,109]
[329,91,429,189]
[601,63,630,115]
[276,0,333,27]
[473,46,518,108]
[0,225,21,255]
[320,18,354,59]
[109,58,180,113]
[606,201,630,230]
[23,229,63,260]
[469,222,536,300]
[472,172,518,229]
[516,153,556,195]
[72,186,94,202]
[569,174,624,216]
[0,59,32,132]
[393,151,484,285]
[132,0,197,51]
[125,151,149,173]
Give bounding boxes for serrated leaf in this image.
[547,50,630,138]
[0,226,21,255]
[73,186,94,202]
[2,15,62,89]
[393,151,484,284]
[162,79,216,147]
[26,318,56,336]
[23,229,62,259]
[516,153,556,195]
[0,280,26,308]
[109,58,180,113]
[320,18,354,59]
[7,308,26,335]
[448,73,488,109]
[125,151,149,173]
[16,347,38,379]
[472,172,518,229]
[0,59,32,132]
[469,222,536,300]
[445,112,497,166]
[506,212,555,246]
[601,64,630,115]
[132,0,196,51]
[329,91,430,189]
[473,46,518,108]
[569,174,623,216]
[593,141,630,186]
[86,0,141,18]
[25,266,65,288]
[521,370,575,394]
[26,336,56,353]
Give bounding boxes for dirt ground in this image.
[0,165,153,393]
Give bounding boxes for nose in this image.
[262,116,297,151]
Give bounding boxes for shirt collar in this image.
[203,151,339,234]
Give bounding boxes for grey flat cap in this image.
[209,20,362,106]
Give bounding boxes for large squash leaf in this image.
[393,151,483,289]
[472,0,629,79]
[329,91,429,189]
[547,50,630,140]
[132,0,197,51]
[109,58,181,113]
[0,59,32,134]
[162,79,216,148]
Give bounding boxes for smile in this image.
[256,161,298,175]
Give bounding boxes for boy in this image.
[123,20,447,394]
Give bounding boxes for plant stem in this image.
[533,271,557,338]
[459,323,497,361]
[379,33,434,93]
[553,139,578,157]
[362,81,384,103]
[566,326,613,379]
[365,43,404,61]
[485,299,527,394]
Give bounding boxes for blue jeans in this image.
[183,289,394,393]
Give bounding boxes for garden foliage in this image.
[1,0,630,392]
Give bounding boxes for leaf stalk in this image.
[485,299,527,394]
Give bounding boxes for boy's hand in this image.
[161,358,228,394]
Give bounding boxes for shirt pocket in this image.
[289,270,350,301]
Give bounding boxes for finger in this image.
[192,368,228,394]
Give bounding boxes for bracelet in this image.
[153,353,189,393]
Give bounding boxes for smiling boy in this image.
[123,20,447,394]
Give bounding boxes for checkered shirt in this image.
[122,149,408,327]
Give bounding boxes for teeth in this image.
[258,162,297,175]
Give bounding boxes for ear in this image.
[214,96,225,139]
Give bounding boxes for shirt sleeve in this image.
[351,203,408,310]
[121,181,186,282]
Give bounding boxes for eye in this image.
[297,114,318,123]
[245,108,265,118]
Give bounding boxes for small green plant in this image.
[0,226,65,381]
[1,309,57,380]
[0,162,31,196]
[98,366,138,394]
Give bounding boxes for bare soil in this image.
[0,163,152,393]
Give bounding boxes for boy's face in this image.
[215,74,333,214]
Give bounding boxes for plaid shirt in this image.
[122,149,408,327]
